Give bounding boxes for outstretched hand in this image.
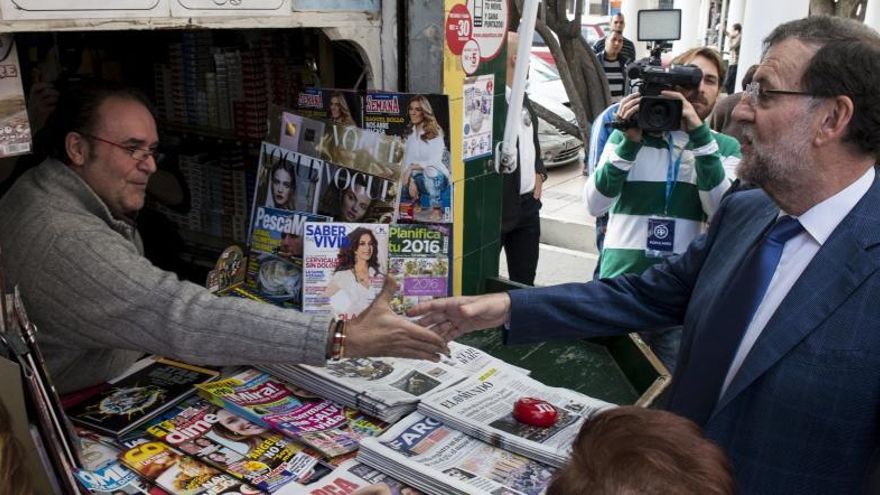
[407,292,512,341]
[345,277,449,361]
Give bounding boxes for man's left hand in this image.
[661,90,703,132]
[533,173,543,200]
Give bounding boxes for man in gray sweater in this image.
[0,84,447,394]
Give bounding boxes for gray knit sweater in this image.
[0,159,331,393]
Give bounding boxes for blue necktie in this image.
[668,215,804,425]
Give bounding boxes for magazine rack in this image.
[456,277,671,407]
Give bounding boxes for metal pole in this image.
[496,0,540,174]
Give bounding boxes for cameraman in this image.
[584,47,741,373]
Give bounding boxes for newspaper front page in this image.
[358,413,555,495]
[418,365,615,466]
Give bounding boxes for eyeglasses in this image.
[81,133,162,162]
[743,82,815,107]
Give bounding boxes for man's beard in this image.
[688,95,712,120]
[737,119,814,191]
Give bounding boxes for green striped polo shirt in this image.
[586,123,741,278]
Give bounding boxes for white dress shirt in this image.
[505,87,537,195]
[720,167,876,396]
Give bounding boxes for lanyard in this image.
[664,136,684,216]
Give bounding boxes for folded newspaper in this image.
[281,459,424,494]
[418,364,615,467]
[261,342,524,423]
[358,412,556,495]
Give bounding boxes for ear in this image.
[814,95,854,147]
[65,132,89,167]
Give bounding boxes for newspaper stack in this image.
[418,364,616,467]
[358,412,556,495]
[282,459,421,494]
[261,356,467,423]
[262,342,522,423]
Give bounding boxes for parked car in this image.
[527,55,583,168]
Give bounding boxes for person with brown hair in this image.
[547,406,734,495]
[325,227,384,319]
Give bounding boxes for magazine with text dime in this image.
[364,91,452,223]
[146,396,328,493]
[302,222,389,321]
[66,357,218,439]
[388,224,451,315]
[195,368,385,458]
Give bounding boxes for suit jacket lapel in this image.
[714,174,880,415]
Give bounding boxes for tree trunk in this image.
[510,0,611,147]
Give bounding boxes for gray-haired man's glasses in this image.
[81,133,162,162]
[743,82,815,107]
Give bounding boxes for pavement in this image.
[498,158,600,286]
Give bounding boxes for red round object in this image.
[512,397,558,427]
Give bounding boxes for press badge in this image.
[646,217,676,257]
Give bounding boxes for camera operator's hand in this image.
[615,93,642,143]
[661,90,703,132]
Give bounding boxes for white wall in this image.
[735,0,809,89]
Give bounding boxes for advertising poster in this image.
[461,74,494,160]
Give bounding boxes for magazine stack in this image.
[261,355,468,423]
[418,364,615,467]
[357,413,556,495]
[195,368,387,459]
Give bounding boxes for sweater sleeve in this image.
[39,225,332,369]
[585,130,640,216]
[688,123,731,218]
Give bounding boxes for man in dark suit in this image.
[413,16,880,493]
[502,32,547,286]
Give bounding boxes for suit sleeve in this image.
[504,192,734,344]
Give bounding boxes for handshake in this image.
[343,277,512,361]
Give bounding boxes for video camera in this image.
[611,9,702,133]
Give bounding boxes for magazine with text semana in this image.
[364,91,452,223]
[302,222,389,321]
